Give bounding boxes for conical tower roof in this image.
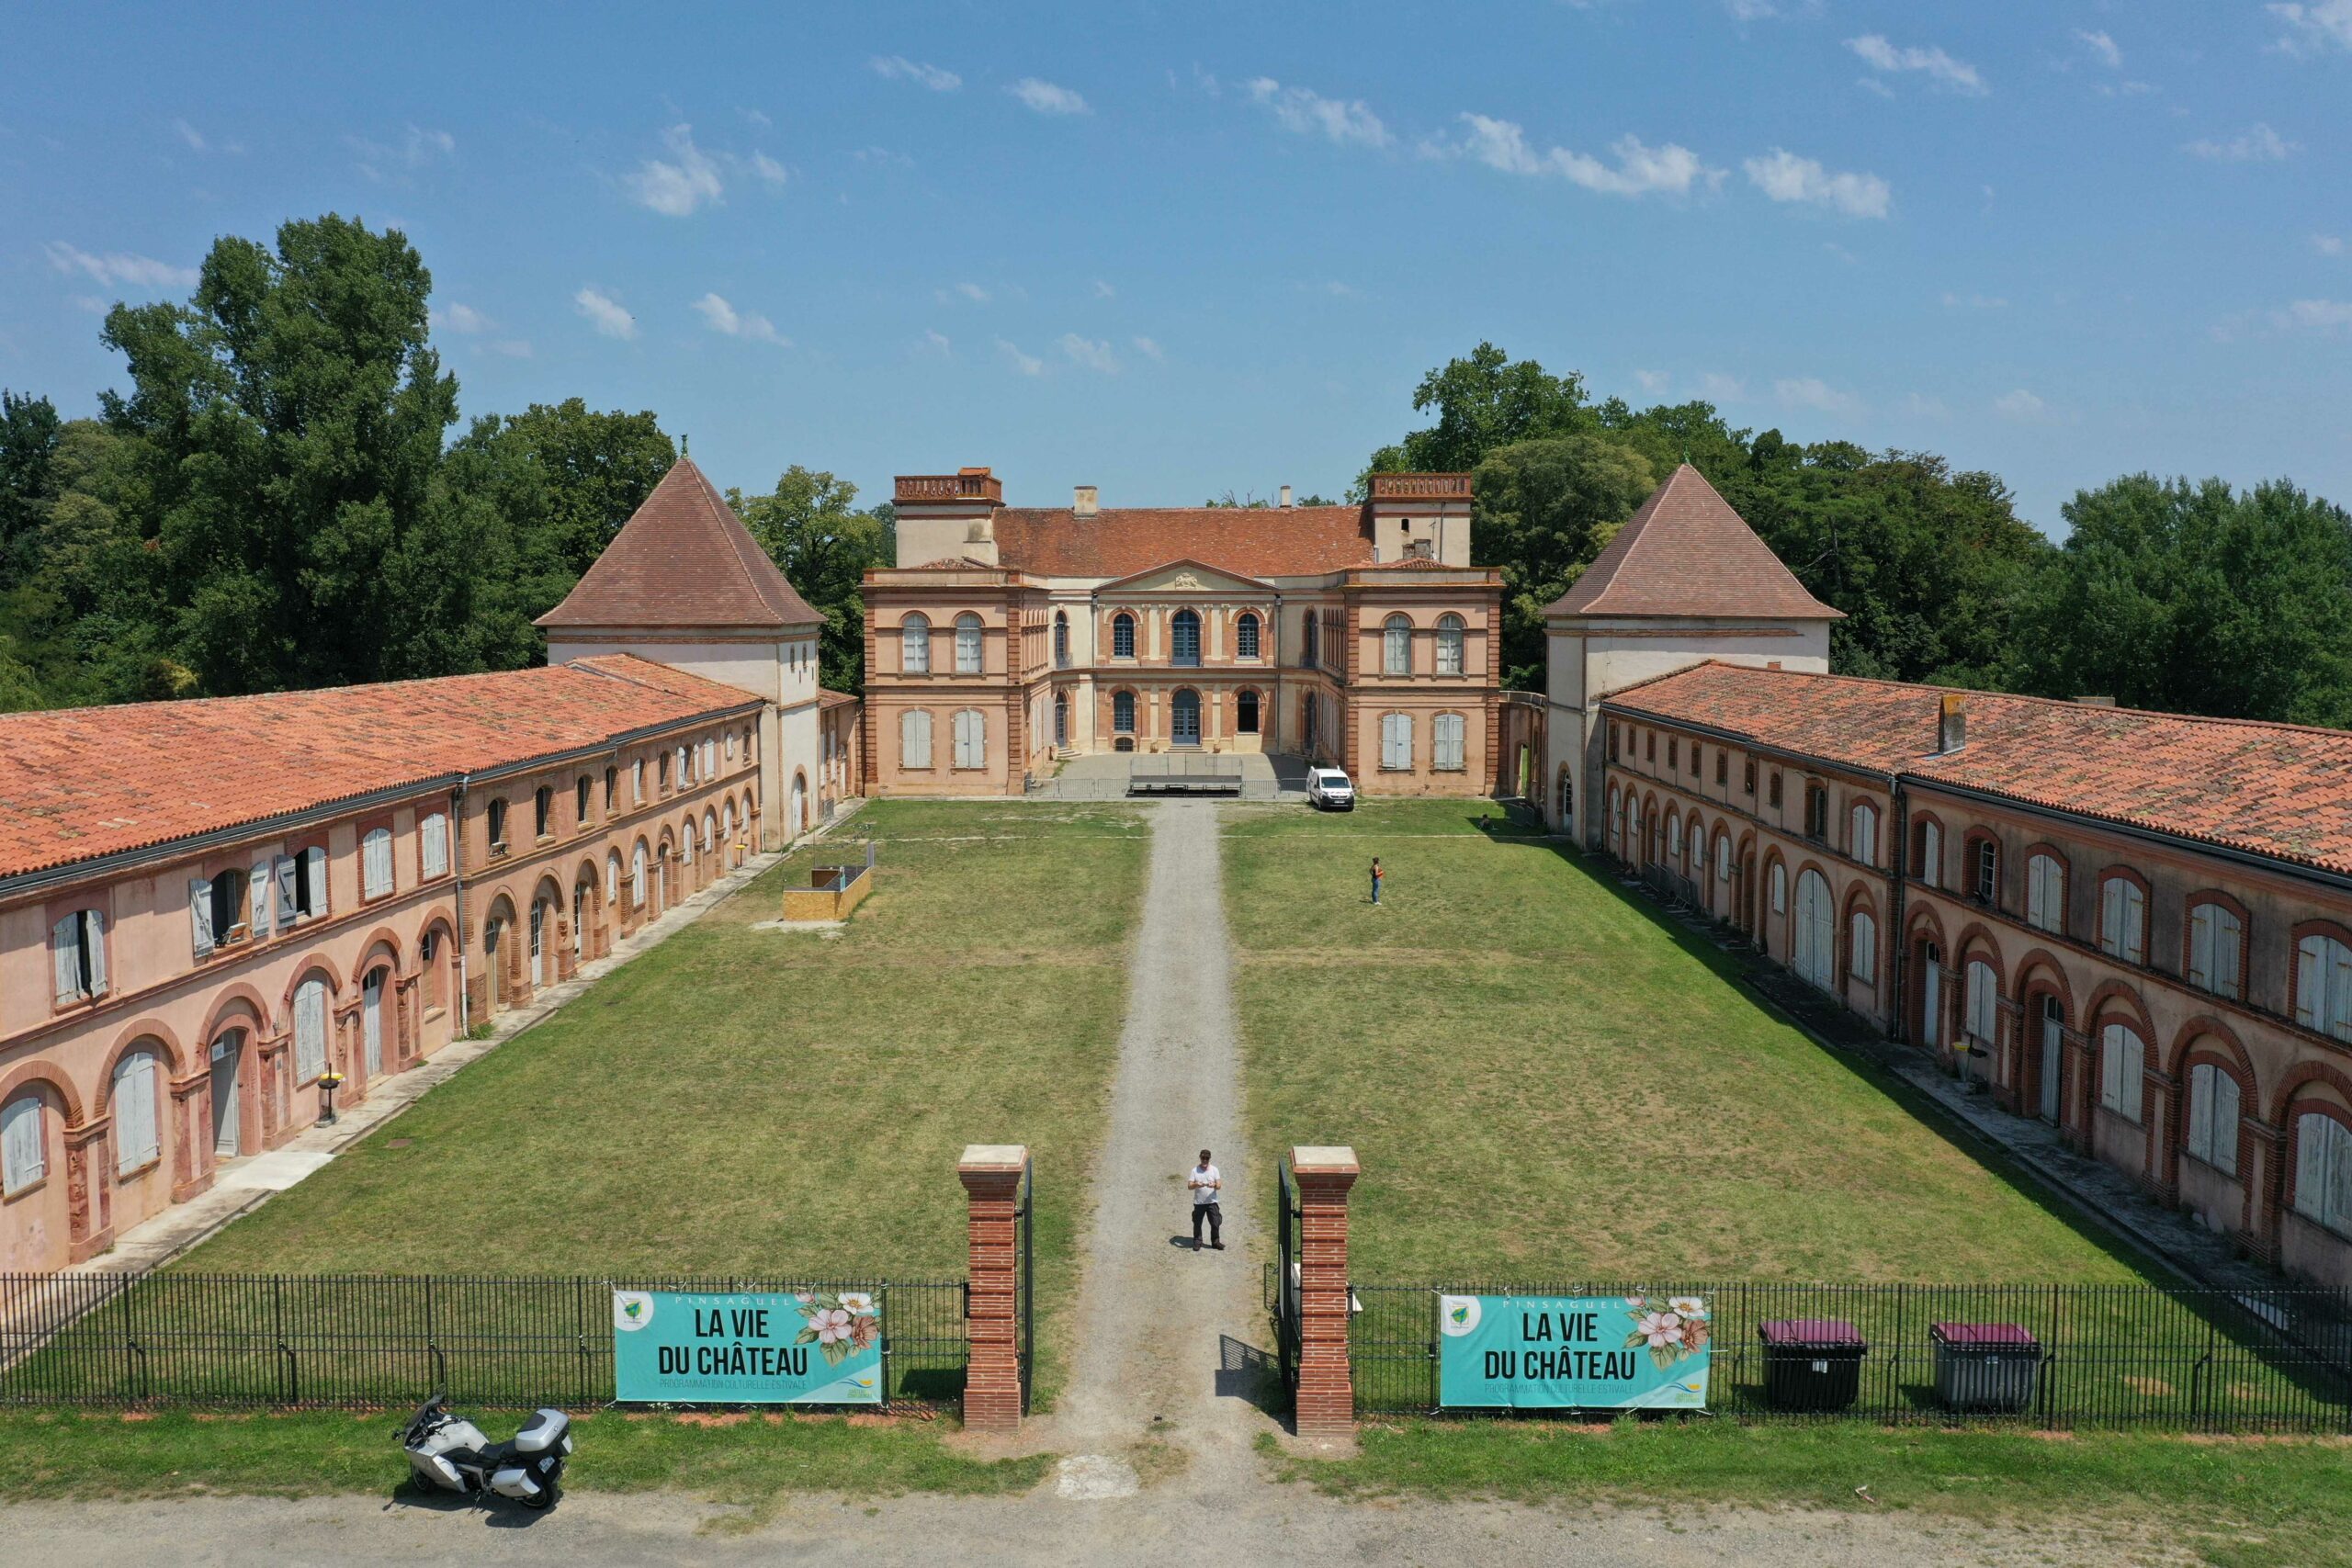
[1544,463,1841,620]
[537,457,821,630]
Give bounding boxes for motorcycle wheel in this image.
[518,1482,557,1510]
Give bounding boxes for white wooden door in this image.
[1793,871,1836,991]
[362,972,384,1076]
[209,1034,241,1156]
[529,904,546,987]
[2040,998,2063,1122]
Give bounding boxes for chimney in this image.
[1279,483,1293,509]
[1073,484,1099,518]
[1938,692,1968,754]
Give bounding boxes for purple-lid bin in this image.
[1930,1322,2040,1348]
[1758,1318,1867,1348]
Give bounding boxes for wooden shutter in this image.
[364,829,391,898]
[2100,879,2123,956]
[2188,1065,2214,1164]
[2100,1026,2122,1111]
[2295,1114,2327,1221]
[1919,822,1940,887]
[249,860,273,938]
[1,1094,42,1192]
[2188,905,2214,989]
[295,980,327,1081]
[116,1053,156,1175]
[276,855,298,925]
[2213,1071,2240,1175]
[301,847,327,916]
[85,911,105,994]
[189,876,215,956]
[2028,859,2050,931]
[2214,909,2242,998]
[2333,942,2352,1040]
[52,914,80,1000]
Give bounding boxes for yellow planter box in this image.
[782,863,872,923]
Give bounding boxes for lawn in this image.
[172,799,1148,1405]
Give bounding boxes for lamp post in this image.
[318,1066,346,1125]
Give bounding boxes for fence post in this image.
[957,1143,1028,1433]
[1290,1145,1360,1437]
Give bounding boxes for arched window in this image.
[1237,689,1260,734]
[901,613,932,673]
[1170,689,1201,746]
[1236,613,1261,660]
[1914,820,1941,887]
[1770,861,1787,916]
[2188,901,2244,1000]
[1608,784,1622,852]
[362,827,394,897]
[2099,874,2147,964]
[723,799,736,840]
[1054,610,1070,667]
[631,842,648,908]
[1715,832,1733,883]
[111,1048,160,1176]
[3,1092,48,1194]
[2027,852,2065,934]
[1380,712,1413,771]
[576,775,592,827]
[1383,615,1412,676]
[900,709,933,769]
[1112,612,1136,659]
[1965,960,1998,1046]
[1849,909,1878,986]
[1849,802,1877,866]
[1667,814,1684,863]
[294,976,330,1083]
[1435,614,1464,676]
[956,613,983,673]
[954,708,987,768]
[421,811,450,878]
[2098,1021,2145,1122]
[2297,931,2352,1041]
[1114,690,1136,735]
[51,908,107,1001]
[605,852,621,906]
[2186,1063,2241,1177]
[1433,712,1465,771]
[1301,610,1319,670]
[1793,870,1835,991]
[1171,609,1201,667]
[1971,835,1999,903]
[2293,1112,2352,1235]
[684,818,699,864]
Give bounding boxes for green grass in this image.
[175,799,1148,1405]
[1269,1422,2352,1568]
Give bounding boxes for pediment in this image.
[1096,558,1273,595]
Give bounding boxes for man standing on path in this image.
[1189,1149,1223,1250]
[1370,857,1385,906]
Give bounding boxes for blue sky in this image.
[3,2,2348,534]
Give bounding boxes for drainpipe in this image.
[451,778,470,1035]
[1889,777,1909,1046]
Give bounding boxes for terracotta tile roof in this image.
[537,458,821,630]
[1545,464,1841,620]
[991,505,1373,579]
[1607,661,2352,879]
[0,656,761,881]
[818,688,859,711]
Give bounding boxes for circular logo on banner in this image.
[1438,1295,1482,1337]
[613,1291,656,1332]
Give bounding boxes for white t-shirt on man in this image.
[1189,1164,1221,1205]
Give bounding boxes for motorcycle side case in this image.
[488,1465,543,1501]
[408,1450,468,1492]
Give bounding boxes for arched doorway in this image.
[790,772,807,836]
[528,901,548,988]
[1917,938,1945,1052]
[209,1028,245,1156]
[1171,608,1201,666]
[1171,688,1201,748]
[361,966,388,1077]
[2035,993,2064,1122]
[484,918,505,1010]
[1793,869,1835,992]
[1054,691,1069,748]
[571,880,589,962]
[1555,765,1573,829]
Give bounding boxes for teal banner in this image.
[1436,1293,1711,1409]
[612,1290,883,1404]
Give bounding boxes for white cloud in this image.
[625,124,725,216]
[692,292,788,346]
[1092,279,1115,299]
[938,281,989,304]
[1697,371,1747,402]
[1132,335,1163,361]
[1634,369,1671,394]
[574,286,637,340]
[1450,115,1719,197]
[1744,149,1891,219]
[1322,280,1363,299]
[69,295,107,314]
[922,329,952,356]
[740,107,773,129]
[1243,78,1391,148]
[1058,333,1119,373]
[2268,2,2352,54]
[488,339,533,358]
[1994,388,2048,420]
[1774,377,1860,414]
[2274,299,2352,333]
[349,124,455,181]
[2074,29,2123,69]
[1939,291,2008,310]
[1823,241,1860,265]
[43,242,198,291]
[1847,35,1987,95]
[995,337,1044,376]
[2317,234,2347,256]
[1010,78,1090,117]
[2185,123,2297,162]
[173,118,207,152]
[435,303,494,333]
[871,56,961,91]
[750,152,788,188]
[1900,391,1950,418]
[1856,76,1896,100]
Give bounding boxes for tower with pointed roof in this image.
[1539,463,1841,842]
[538,457,831,846]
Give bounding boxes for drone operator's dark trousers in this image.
[1192,1201,1223,1247]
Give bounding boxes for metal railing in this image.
[0,1272,967,1412]
[1349,1280,2352,1431]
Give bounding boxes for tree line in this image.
[1363,343,2352,727]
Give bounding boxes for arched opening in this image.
[1054,691,1069,748]
[1054,610,1069,668]
[528,900,548,989]
[1171,687,1201,748]
[206,1026,247,1156]
[1793,869,1835,992]
[790,771,808,836]
[1170,608,1201,667]
[361,964,390,1078]
[1555,764,1573,830]
[1236,689,1259,736]
[1112,611,1136,659]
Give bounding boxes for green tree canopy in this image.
[729,466,894,691]
[1471,435,1657,688]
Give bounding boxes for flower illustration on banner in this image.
[1623,1293,1711,1371]
[794,1292,884,1367]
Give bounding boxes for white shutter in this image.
[605,854,619,904]
[2028,859,2049,931]
[82,910,105,995]
[1434,713,1464,771]
[276,854,299,925]
[2333,942,2352,1040]
[250,860,273,937]
[2100,879,2123,956]
[1919,822,1940,887]
[2296,1114,2328,1222]
[2187,1065,2213,1165]
[295,979,327,1082]
[1,1095,42,1193]
[363,829,392,898]
[303,846,328,916]
[2214,909,2242,999]
[52,913,80,1001]
[2212,1070,2240,1176]
[189,876,215,956]
[902,710,932,769]
[2100,1027,2123,1111]
[2123,886,2144,963]
[2188,905,2214,990]
[2299,937,2324,1028]
[423,814,449,878]
[1770,863,1786,914]
[115,1053,157,1175]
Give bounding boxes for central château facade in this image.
[859,469,1503,795]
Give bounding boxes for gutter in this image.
[451,779,470,1035]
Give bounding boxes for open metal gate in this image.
[1272,1158,1300,1397]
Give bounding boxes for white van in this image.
[1306,767,1355,811]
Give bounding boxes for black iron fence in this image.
[0,1272,967,1412]
[1349,1280,2352,1431]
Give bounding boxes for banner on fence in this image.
[1437,1292,1710,1409]
[612,1289,882,1404]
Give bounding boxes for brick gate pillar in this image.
[1290,1144,1360,1436]
[958,1143,1028,1432]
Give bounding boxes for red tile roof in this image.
[0,656,761,881]
[990,505,1374,579]
[818,688,859,711]
[537,458,821,630]
[1607,661,2352,878]
[1545,464,1841,620]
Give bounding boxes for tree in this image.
[1471,436,1657,687]
[0,390,62,582]
[1358,342,1592,493]
[729,467,894,691]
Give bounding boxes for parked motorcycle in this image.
[401,1393,572,1509]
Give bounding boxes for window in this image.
[2027,852,2065,935]
[1715,750,1728,787]
[1609,724,1621,761]
[1113,691,1136,734]
[1770,862,1787,915]
[1435,615,1464,675]
[902,613,932,673]
[1299,611,1317,669]
[2297,932,2352,1042]
[1849,803,1877,866]
[2186,1063,2241,1177]
[605,852,621,906]
[1965,959,1998,1045]
[1380,712,1413,770]
[1804,783,1829,840]
[190,868,249,956]
[1743,758,1757,795]
[2,1094,44,1195]
[1915,820,1941,888]
[631,843,647,908]
[657,753,671,794]
[2099,1021,2145,1122]
[1768,771,1781,809]
[1793,870,1836,991]
[1113,613,1136,660]
[900,709,934,769]
[293,976,329,1084]
[956,613,983,673]
[632,759,646,803]
[604,766,617,812]
[362,828,394,899]
[1646,731,1657,763]
[1238,689,1261,734]
[576,776,592,827]
[675,744,690,785]
[1972,837,1999,905]
[1237,612,1261,661]
[487,798,509,851]
[2099,875,2146,964]
[2188,901,2244,1000]
[270,847,325,926]
[1667,815,1684,863]
[1715,832,1732,882]
[953,709,986,769]
[51,908,107,1001]
[421,813,450,879]
[1668,738,1679,772]
[111,1050,159,1176]
[2294,1112,2352,1236]
[1171,609,1201,667]
[1383,615,1411,676]
[1434,712,1465,771]
[1054,610,1070,667]
[1850,910,1878,986]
